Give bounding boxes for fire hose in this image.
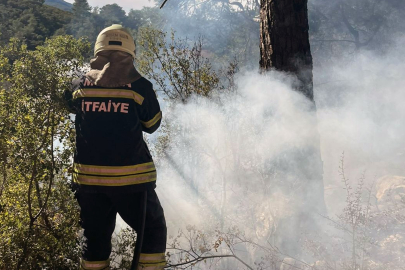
[130,191,147,270]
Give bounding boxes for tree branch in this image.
[17,158,37,270]
[27,158,37,222]
[160,0,170,9]
[33,114,55,221]
[340,3,360,48]
[0,143,7,199]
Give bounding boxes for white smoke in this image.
[144,37,405,267]
[315,38,405,213]
[156,71,320,232]
[114,31,405,270]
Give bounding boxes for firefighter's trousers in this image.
[76,189,167,270]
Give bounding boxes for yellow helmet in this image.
[94,24,136,58]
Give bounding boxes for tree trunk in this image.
[259,0,327,257]
[260,0,314,100]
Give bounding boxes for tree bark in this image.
[259,0,327,256]
[260,0,314,100]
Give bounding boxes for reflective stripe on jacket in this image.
[64,76,161,192]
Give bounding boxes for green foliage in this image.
[99,4,127,26]
[0,35,90,270]
[135,27,238,166]
[67,0,96,48]
[136,28,220,102]
[0,0,72,49]
[66,2,163,55]
[72,0,91,16]
[126,7,165,31]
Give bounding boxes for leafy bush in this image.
[0,36,90,270]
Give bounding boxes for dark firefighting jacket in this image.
[64,76,161,193]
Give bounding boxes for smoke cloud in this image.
[157,71,319,230]
[112,5,405,266]
[112,37,405,269]
[314,38,405,213]
[152,37,404,228]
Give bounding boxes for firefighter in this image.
[64,24,167,270]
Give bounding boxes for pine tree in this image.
[260,0,313,99]
[69,0,93,40]
[259,0,326,257]
[72,0,91,18]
